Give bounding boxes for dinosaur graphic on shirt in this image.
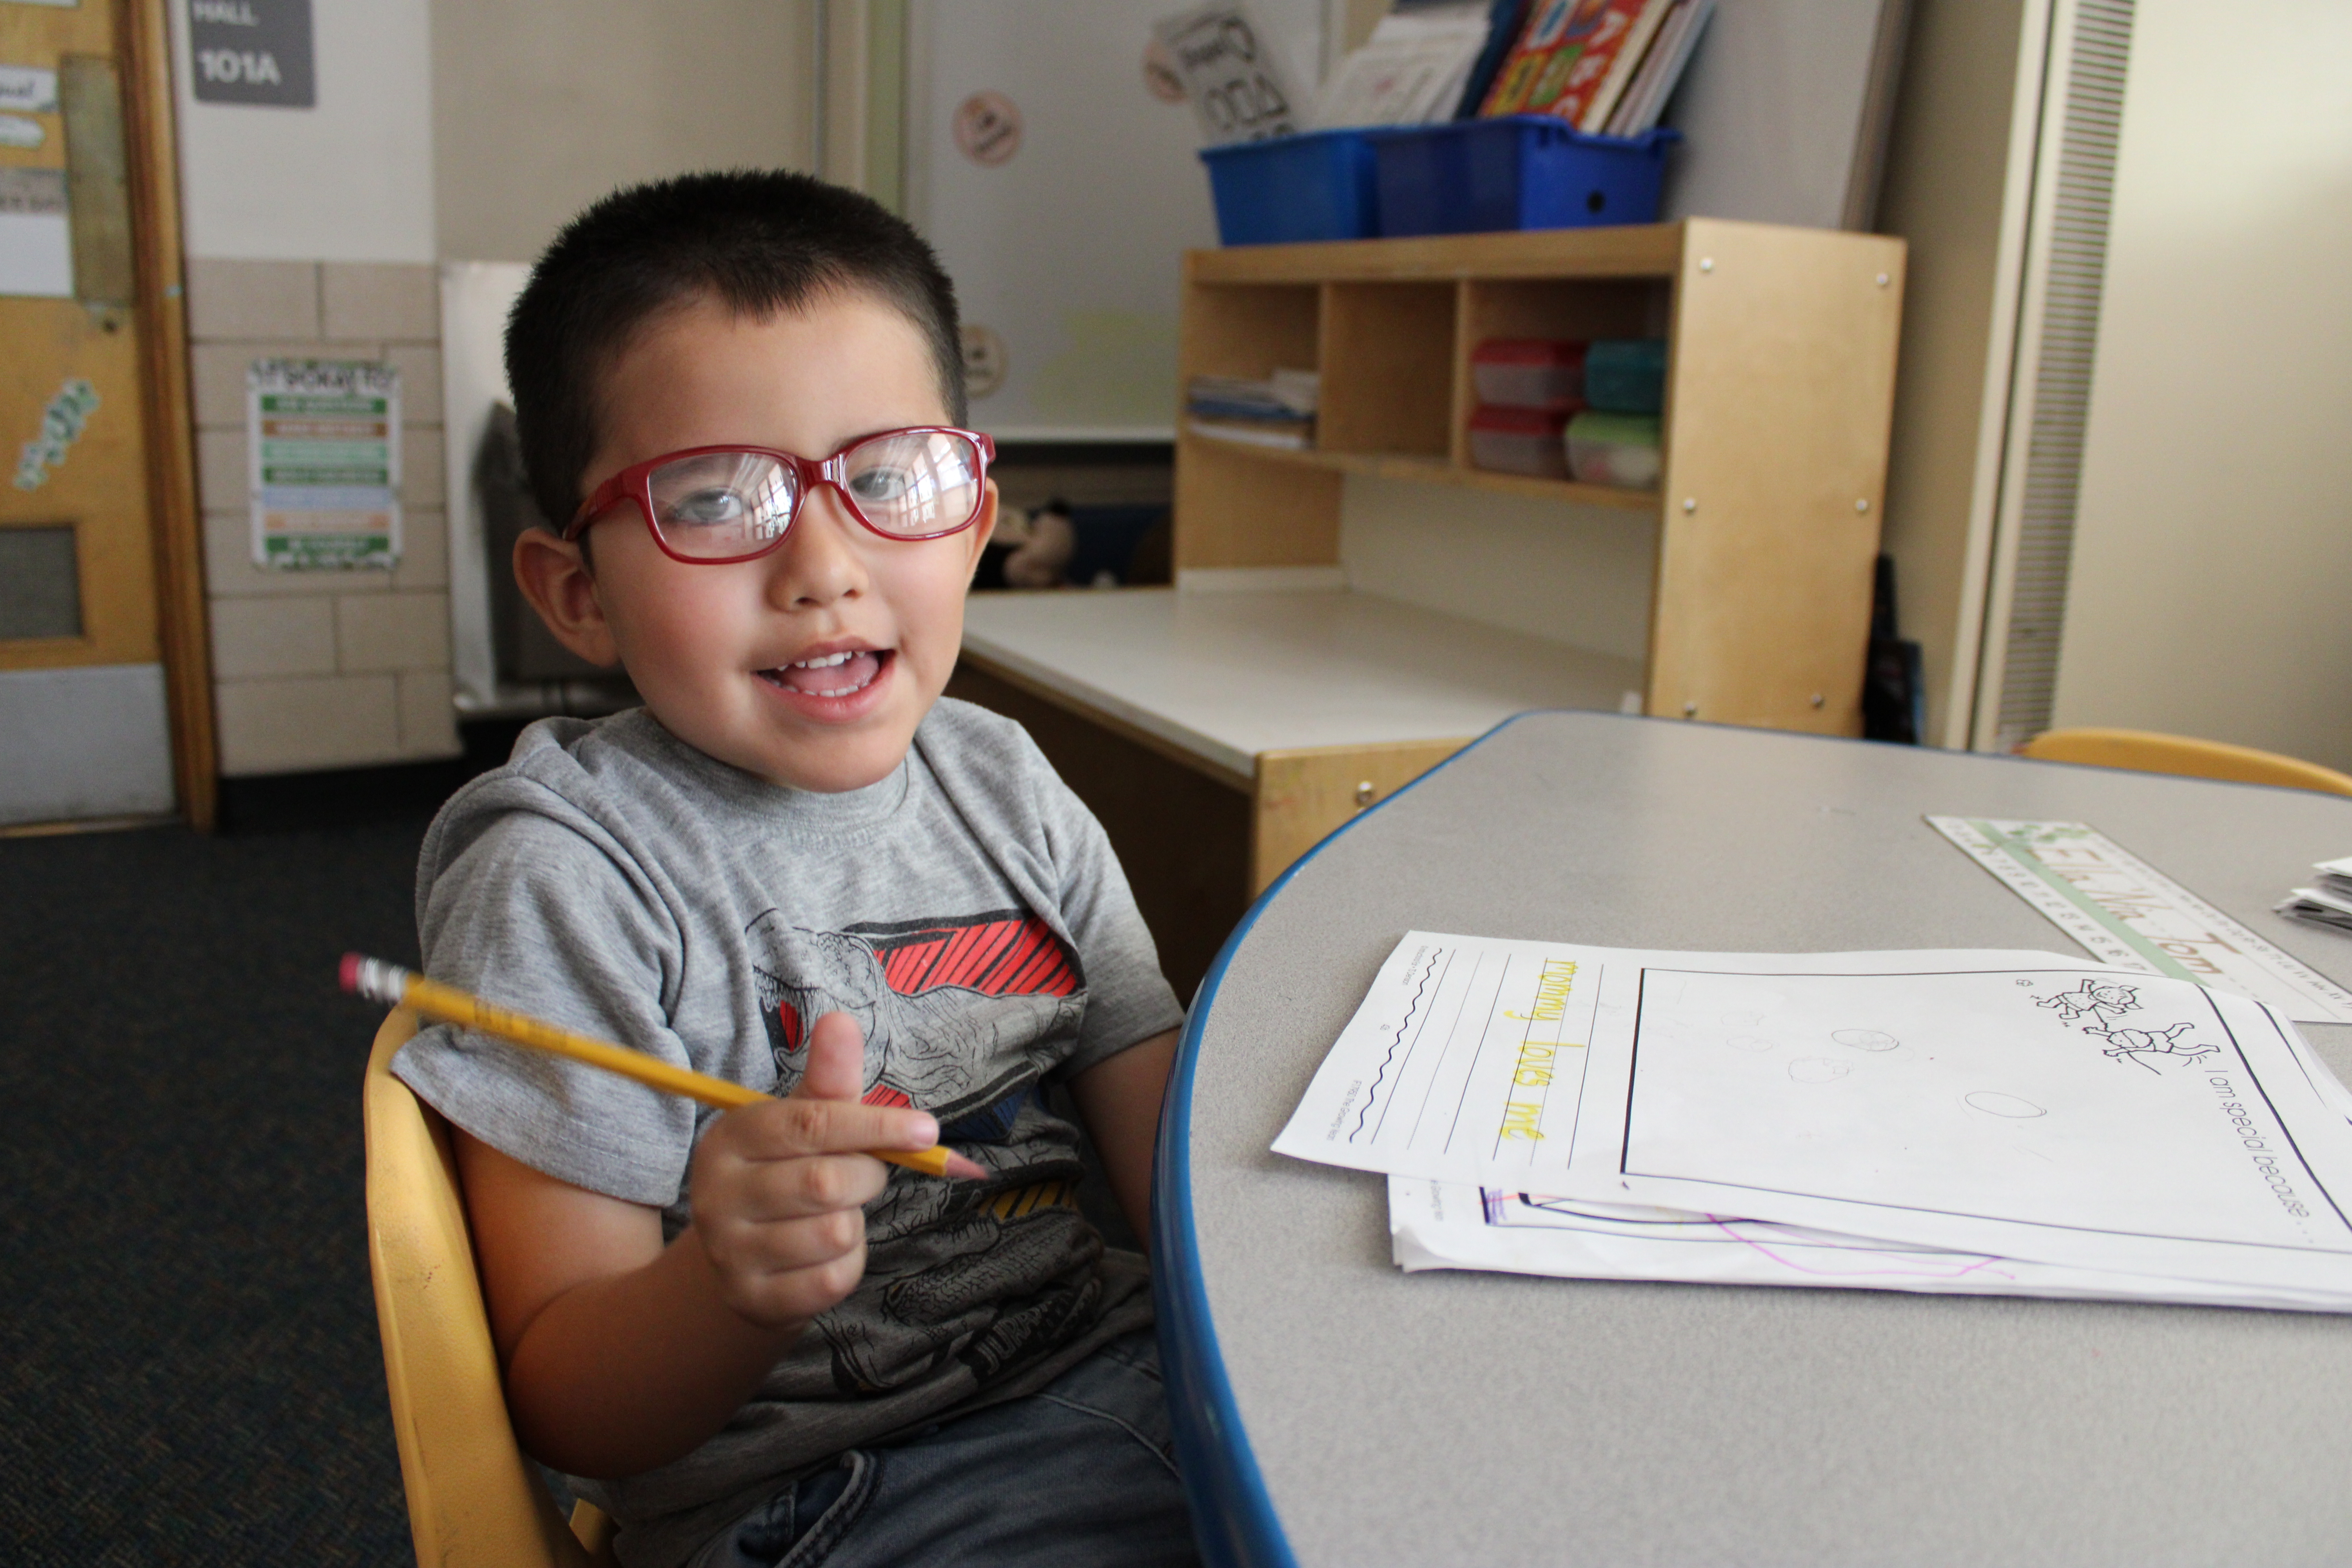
[746,908,1109,1395]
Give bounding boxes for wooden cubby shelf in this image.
[1174,218,1907,737]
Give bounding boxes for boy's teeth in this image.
[768,649,884,697]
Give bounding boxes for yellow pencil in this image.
[343,953,987,1180]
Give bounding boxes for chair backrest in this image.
[2020,728,2352,797]
[363,1007,607,1567]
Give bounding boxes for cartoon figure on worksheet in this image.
[2083,1020,2218,1073]
[2036,977,2141,1026]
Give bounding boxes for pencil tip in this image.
[339,953,363,994]
[943,1151,989,1181]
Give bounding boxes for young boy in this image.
[392,171,1198,1568]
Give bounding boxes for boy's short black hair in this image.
[505,169,965,533]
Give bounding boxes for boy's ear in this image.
[513,529,622,667]
[961,480,1000,583]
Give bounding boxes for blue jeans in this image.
[701,1330,1199,1568]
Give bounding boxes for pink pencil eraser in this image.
[339,952,364,994]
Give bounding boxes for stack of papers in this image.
[1274,934,2352,1311]
[2279,854,2352,933]
[1185,370,1319,450]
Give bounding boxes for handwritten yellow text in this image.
[1503,958,1580,1024]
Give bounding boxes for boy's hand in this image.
[688,1012,936,1330]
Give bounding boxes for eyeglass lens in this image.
[644,432,983,557]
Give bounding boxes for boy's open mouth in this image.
[757,647,890,699]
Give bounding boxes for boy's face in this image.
[550,292,993,793]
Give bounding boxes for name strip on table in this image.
[1929,816,2352,1025]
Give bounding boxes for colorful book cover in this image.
[1546,0,1675,130]
[1477,0,1583,116]
[1566,0,1678,132]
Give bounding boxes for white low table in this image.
[959,587,1642,884]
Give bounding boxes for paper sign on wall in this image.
[1153,2,1302,145]
[247,359,401,570]
[0,65,60,113]
[0,167,73,298]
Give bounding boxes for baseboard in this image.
[215,719,536,833]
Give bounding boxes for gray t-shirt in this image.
[392,700,1182,1568]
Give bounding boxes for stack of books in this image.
[1477,0,1715,134]
[1184,370,1319,451]
[2279,855,2352,932]
[1312,0,1498,129]
[1312,0,1714,135]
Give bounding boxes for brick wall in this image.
[187,258,461,775]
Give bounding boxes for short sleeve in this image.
[1025,746,1187,1079]
[390,798,700,1207]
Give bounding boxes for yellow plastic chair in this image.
[365,1008,619,1567]
[2019,728,2352,796]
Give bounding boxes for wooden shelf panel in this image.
[1188,223,1689,285]
[1180,434,1661,513]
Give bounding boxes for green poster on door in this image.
[247,358,401,569]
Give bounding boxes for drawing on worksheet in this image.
[2017,973,2219,1075]
[2036,976,2140,1025]
[1281,933,2352,1301]
[1491,1190,2022,1282]
[1621,966,2258,1216]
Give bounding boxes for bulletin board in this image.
[904,0,1324,441]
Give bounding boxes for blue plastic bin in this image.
[1200,128,1385,246]
[1374,118,1679,237]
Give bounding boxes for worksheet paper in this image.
[1929,817,2352,1025]
[1387,1179,2351,1311]
[1272,934,2352,1297]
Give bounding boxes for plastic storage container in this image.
[1374,118,1679,238]
[1472,339,1586,410]
[1200,129,1385,246]
[1566,411,1662,489]
[1469,405,1572,477]
[1584,338,1668,413]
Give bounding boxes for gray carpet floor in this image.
[1,815,428,1564]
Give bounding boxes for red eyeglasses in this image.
[566,426,996,565]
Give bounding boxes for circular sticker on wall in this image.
[953,91,1022,167]
[1142,40,1186,104]
[960,324,1007,399]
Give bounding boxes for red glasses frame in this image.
[565,426,998,565]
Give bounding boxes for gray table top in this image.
[1185,711,2352,1567]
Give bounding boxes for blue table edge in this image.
[1148,713,1536,1568]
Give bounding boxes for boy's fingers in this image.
[731,1094,937,1158]
[794,1012,868,1103]
[730,1151,890,1220]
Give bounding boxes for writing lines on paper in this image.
[1272,933,1601,1180]
[1929,816,2352,1025]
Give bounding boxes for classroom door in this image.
[0,0,175,826]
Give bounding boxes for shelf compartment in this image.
[1318,282,1454,459]
[1453,278,1671,469]
[1180,282,1319,383]
[1187,433,1659,513]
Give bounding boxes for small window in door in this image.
[0,524,83,640]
